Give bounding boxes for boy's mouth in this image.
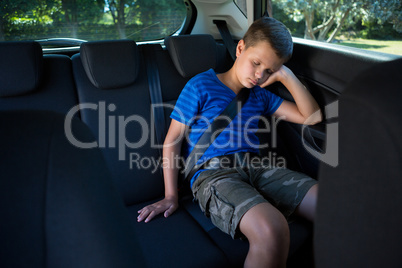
[250,79,258,85]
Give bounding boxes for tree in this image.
[0,0,37,41]
[275,0,363,42]
[61,0,104,38]
[61,0,79,37]
[129,0,185,40]
[1,0,186,41]
[1,0,105,41]
[107,0,135,39]
[104,0,185,40]
[368,0,401,33]
[275,0,401,42]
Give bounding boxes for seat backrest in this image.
[0,110,145,268]
[164,34,233,79]
[161,34,233,130]
[0,41,78,114]
[71,36,233,205]
[72,40,163,205]
[314,58,402,268]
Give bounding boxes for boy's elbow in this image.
[305,109,323,125]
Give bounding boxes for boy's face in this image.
[234,39,284,88]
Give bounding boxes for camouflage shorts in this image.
[191,166,317,239]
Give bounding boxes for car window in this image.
[271,0,402,56]
[0,0,186,45]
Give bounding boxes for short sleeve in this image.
[170,80,201,126]
[263,89,283,115]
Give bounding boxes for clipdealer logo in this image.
[63,100,339,169]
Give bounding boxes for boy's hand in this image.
[259,65,293,89]
[137,196,179,223]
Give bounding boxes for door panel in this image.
[262,39,400,178]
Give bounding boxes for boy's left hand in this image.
[259,65,293,89]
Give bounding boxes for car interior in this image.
[0,0,401,267]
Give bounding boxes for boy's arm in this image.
[261,65,322,125]
[137,119,188,223]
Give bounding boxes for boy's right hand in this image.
[137,196,179,223]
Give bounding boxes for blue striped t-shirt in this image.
[170,69,283,182]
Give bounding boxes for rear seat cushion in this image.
[127,201,230,268]
[165,34,219,78]
[0,41,43,97]
[80,40,139,89]
[0,110,145,267]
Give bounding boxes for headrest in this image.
[80,40,139,89]
[0,41,43,97]
[165,35,218,78]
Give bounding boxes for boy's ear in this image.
[236,39,245,57]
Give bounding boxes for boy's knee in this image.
[241,203,289,246]
[258,215,289,244]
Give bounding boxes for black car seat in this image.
[72,40,231,267]
[0,110,145,267]
[0,41,78,114]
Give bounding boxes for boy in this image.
[138,17,322,267]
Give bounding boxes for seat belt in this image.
[213,20,237,61]
[183,87,250,181]
[142,44,167,155]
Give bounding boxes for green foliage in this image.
[272,0,401,42]
[133,0,186,40]
[0,0,186,42]
[359,21,400,40]
[367,0,401,33]
[272,2,305,37]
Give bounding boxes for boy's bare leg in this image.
[295,184,318,222]
[239,202,289,268]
